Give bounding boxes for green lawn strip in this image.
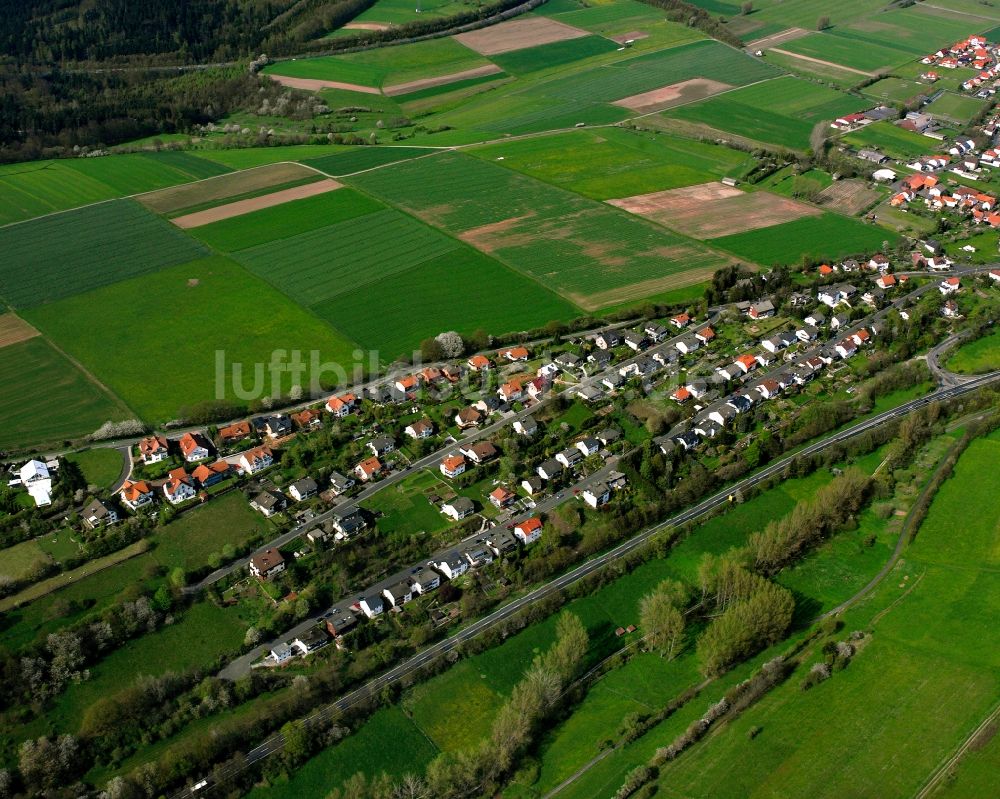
[945,329,1000,374]
[187,188,384,251]
[23,256,359,423]
[0,199,209,309]
[0,337,131,451]
[66,448,125,490]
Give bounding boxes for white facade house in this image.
[19,460,52,507]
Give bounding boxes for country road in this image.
[169,370,1000,799]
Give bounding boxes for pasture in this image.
[926,91,988,124]
[709,212,895,265]
[348,151,735,309]
[0,200,209,308]
[0,337,130,451]
[312,248,578,358]
[665,75,864,150]
[66,448,125,490]
[470,127,756,199]
[24,257,359,422]
[945,329,1000,374]
[842,120,934,160]
[188,187,383,251]
[651,434,1000,799]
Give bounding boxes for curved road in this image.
[170,371,1000,799]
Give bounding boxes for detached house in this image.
[239,446,274,475]
[440,454,466,478]
[583,482,611,509]
[368,436,395,457]
[434,552,468,580]
[291,408,323,430]
[939,277,961,295]
[178,432,211,463]
[163,468,196,504]
[594,330,621,350]
[442,497,475,521]
[467,354,492,371]
[250,488,287,517]
[288,477,318,502]
[405,418,434,439]
[489,486,516,508]
[514,517,543,545]
[82,498,118,529]
[325,393,357,417]
[354,457,383,482]
[498,346,530,362]
[138,435,169,464]
[455,407,483,429]
[670,313,690,329]
[192,460,233,488]
[120,479,154,511]
[748,300,775,319]
[249,548,285,580]
[461,441,497,464]
[217,421,252,446]
[329,471,355,495]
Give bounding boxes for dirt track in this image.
[171,179,343,228]
[384,64,503,96]
[769,48,874,77]
[744,27,809,50]
[267,74,381,94]
[455,16,588,55]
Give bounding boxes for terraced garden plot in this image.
[709,212,896,265]
[136,162,322,214]
[608,183,821,238]
[348,151,736,309]
[188,187,384,251]
[312,248,579,357]
[0,199,209,308]
[24,257,359,422]
[665,75,865,150]
[472,127,755,199]
[233,208,458,307]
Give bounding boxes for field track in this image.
[171,179,342,228]
[770,47,875,77]
[744,27,809,50]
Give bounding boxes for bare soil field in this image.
[614,78,732,112]
[137,163,322,215]
[455,16,589,55]
[816,179,882,215]
[171,179,343,228]
[0,313,39,348]
[384,64,503,96]
[608,183,821,238]
[267,74,381,94]
[343,22,389,30]
[611,31,649,44]
[745,27,809,50]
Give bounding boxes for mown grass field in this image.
[926,91,988,124]
[945,329,1000,374]
[0,337,131,450]
[861,76,932,104]
[665,75,864,150]
[354,0,468,24]
[842,120,934,160]
[0,200,209,308]
[650,433,1000,799]
[66,448,125,490]
[709,212,895,265]
[348,151,734,309]
[24,257,359,422]
[470,127,757,200]
[313,248,578,358]
[189,188,383,251]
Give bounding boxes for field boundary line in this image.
[768,48,875,78]
[914,698,1000,799]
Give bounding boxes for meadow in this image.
[188,188,384,251]
[776,31,916,73]
[665,75,864,150]
[709,212,895,265]
[0,337,131,451]
[66,448,126,490]
[313,248,579,357]
[926,91,988,124]
[362,471,450,538]
[945,329,1000,374]
[347,151,733,309]
[0,200,209,309]
[191,145,357,169]
[0,539,52,583]
[24,257,360,422]
[650,433,1000,799]
[470,127,757,200]
[842,120,934,160]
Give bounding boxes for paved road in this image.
[926,331,980,388]
[171,372,1000,799]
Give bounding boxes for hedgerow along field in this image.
[708,212,896,265]
[665,75,864,151]
[23,256,360,422]
[347,151,736,310]
[0,199,209,308]
[0,153,231,226]
[470,127,757,200]
[650,432,1000,799]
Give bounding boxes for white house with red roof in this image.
[514,517,543,545]
[239,446,273,475]
[178,432,211,463]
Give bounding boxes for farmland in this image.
[24,257,359,422]
[709,211,896,265]
[842,120,936,160]
[665,75,864,150]
[945,330,1000,374]
[489,34,620,75]
[353,0,469,25]
[775,31,914,73]
[347,151,736,309]
[0,337,131,451]
[303,146,436,175]
[0,200,209,309]
[861,77,933,105]
[469,127,757,200]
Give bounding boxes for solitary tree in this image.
[741,1,753,14]
[817,15,830,30]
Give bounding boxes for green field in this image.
[861,76,932,104]
[313,248,579,357]
[710,212,896,265]
[0,153,231,226]
[303,146,437,175]
[763,50,864,88]
[777,31,915,73]
[189,188,384,251]
[0,337,130,450]
[265,37,490,89]
[153,492,273,571]
[66,448,125,490]
[348,151,733,309]
[651,433,1000,799]
[489,34,621,75]
[0,539,52,582]
[0,200,209,309]
[470,127,757,200]
[24,257,359,422]
[665,75,864,150]
[191,145,358,170]
[842,120,935,160]
[354,0,469,24]
[362,470,450,538]
[925,91,988,124]
[945,329,1000,374]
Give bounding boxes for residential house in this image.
[455,406,483,429]
[434,552,469,580]
[405,418,435,439]
[325,608,358,637]
[475,396,503,415]
[489,486,516,508]
[263,414,293,440]
[467,354,492,371]
[178,432,211,463]
[735,353,758,374]
[555,447,583,468]
[82,498,118,529]
[796,324,819,342]
[538,363,560,380]
[521,475,544,495]
[288,477,318,502]
[805,311,826,327]
[674,430,701,451]
[653,435,675,456]
[239,446,274,475]
[251,488,286,517]
[672,386,692,403]
[138,435,169,464]
[383,580,413,608]
[939,277,961,295]
[359,593,384,618]
[756,379,782,400]
[675,336,701,355]
[942,299,959,318]
[513,417,538,436]
[709,403,737,427]
[575,437,601,457]
[597,428,622,447]
[602,373,625,391]
[583,482,611,509]
[440,454,466,478]
[163,468,196,505]
[329,471,355,495]
[410,568,441,594]
[537,459,564,481]
[594,330,622,350]
[354,456,383,482]
[250,548,285,580]
[463,544,493,568]
[217,421,252,447]
[292,628,330,655]
[394,374,422,395]
[325,393,357,417]
[368,436,395,457]
[461,441,497,465]
[498,378,525,402]
[271,643,294,664]
[669,313,690,329]
[291,409,323,430]
[607,470,628,490]
[514,517,543,545]
[486,530,518,557]
[695,327,716,344]
[576,385,603,402]
[498,346,530,362]
[192,460,233,488]
[623,331,648,352]
[587,350,614,371]
[555,351,583,370]
[119,479,154,511]
[694,419,722,439]
[748,300,775,319]
[836,338,859,359]
[645,323,670,342]
[830,314,849,331]
[331,507,366,538]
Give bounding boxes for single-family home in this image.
[709,403,738,427]
[645,323,670,341]
[271,643,294,664]
[394,374,421,394]
[368,436,395,457]
[587,350,614,371]
[521,475,544,495]
[537,362,560,379]
[735,353,758,374]
[942,299,959,317]
[461,441,497,464]
[748,300,775,320]
[434,552,469,580]
[292,628,330,655]
[576,437,601,457]
[669,313,690,329]
[695,327,715,344]
[597,428,622,447]
[217,421,252,446]
[359,593,384,618]
[410,568,441,594]
[463,544,493,568]
[354,456,383,482]
[537,459,564,481]
[250,548,285,580]
[676,336,701,355]
[383,580,413,608]
[796,324,819,342]
[756,379,782,400]
[583,482,611,509]
[514,517,543,545]
[325,608,358,637]
[513,417,538,436]
[653,435,675,456]
[555,351,583,370]
[325,393,357,417]
[405,418,435,439]
[239,446,274,475]
[467,354,492,371]
[623,331,647,352]
[602,373,626,391]
[594,330,622,350]
[674,430,701,451]
[672,386,691,403]
[498,378,525,402]
[836,338,859,359]
[556,447,583,468]
[499,346,530,362]
[455,406,483,428]
[292,408,323,431]
[250,488,287,517]
[489,486,516,508]
[805,311,826,327]
[939,276,961,294]
[329,471,355,495]
[178,432,211,463]
[163,468,197,505]
[331,507,366,537]
[82,498,118,529]
[138,435,169,464]
[486,530,519,557]
[119,479,154,511]
[288,477,318,502]
[263,414,293,440]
